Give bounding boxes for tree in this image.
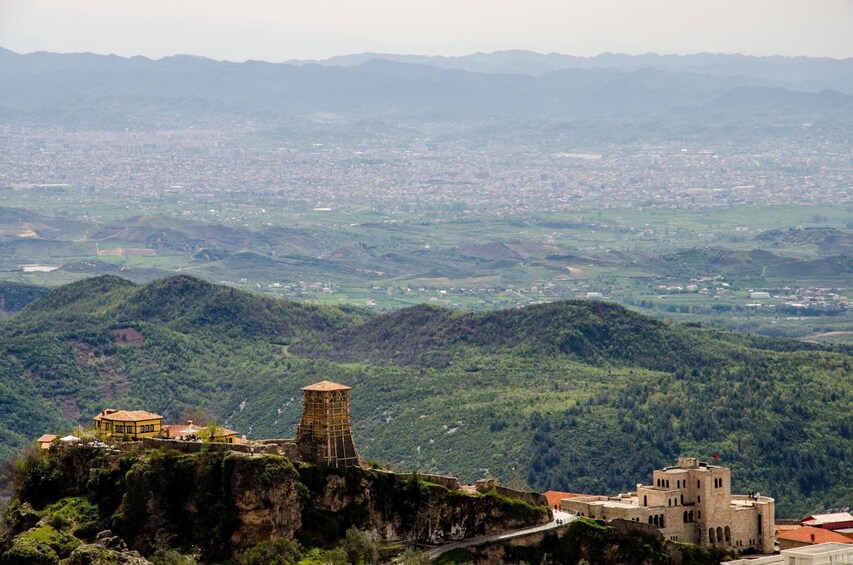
[342,527,378,565]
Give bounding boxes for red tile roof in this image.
[802,512,853,528]
[36,434,57,443]
[778,526,853,545]
[94,409,162,422]
[544,491,585,507]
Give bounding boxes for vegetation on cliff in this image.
[1,444,549,563]
[439,518,732,565]
[0,275,850,519]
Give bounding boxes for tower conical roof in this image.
[301,380,351,391]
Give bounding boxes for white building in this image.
[723,542,853,565]
[561,457,774,553]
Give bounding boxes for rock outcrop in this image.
[2,445,550,563]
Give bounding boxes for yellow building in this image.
[94,409,163,440]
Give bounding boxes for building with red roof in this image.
[778,525,853,550]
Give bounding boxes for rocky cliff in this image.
[2,445,550,563]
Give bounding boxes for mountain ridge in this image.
[2,48,851,130]
[0,275,850,517]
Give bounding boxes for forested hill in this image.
[1,275,850,517]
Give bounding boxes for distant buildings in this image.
[561,457,775,553]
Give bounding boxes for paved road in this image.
[423,510,576,561]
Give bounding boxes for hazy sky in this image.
[1,0,851,61]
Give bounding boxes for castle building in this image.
[561,457,775,553]
[295,380,360,468]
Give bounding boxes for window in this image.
[697,480,700,488]
[116,425,124,433]
[757,514,762,534]
[698,495,701,502]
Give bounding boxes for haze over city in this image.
[2,0,852,61]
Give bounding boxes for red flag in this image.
[712,453,718,461]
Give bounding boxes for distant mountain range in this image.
[287,50,853,93]
[1,47,851,133]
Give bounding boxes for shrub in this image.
[239,538,302,565]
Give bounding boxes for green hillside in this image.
[0,275,850,518]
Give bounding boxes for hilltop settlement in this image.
[13,378,852,564]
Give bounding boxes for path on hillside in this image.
[421,510,576,561]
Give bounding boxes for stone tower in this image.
[295,380,360,467]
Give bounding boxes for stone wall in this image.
[140,438,298,459]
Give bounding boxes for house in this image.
[778,526,853,550]
[161,421,239,443]
[93,409,163,440]
[801,512,853,531]
[36,434,57,449]
[560,457,775,553]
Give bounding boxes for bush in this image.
[399,549,431,564]
[240,538,302,565]
[150,548,197,564]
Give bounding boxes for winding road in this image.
[422,510,576,561]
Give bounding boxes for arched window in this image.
[725,526,731,543]
[666,480,670,488]
[689,511,694,522]
[717,527,723,543]
[654,515,659,527]
[757,514,762,534]
[660,515,665,528]
[649,515,653,524]
[709,528,715,543]
[681,494,684,505]
[698,510,701,519]
[668,499,671,506]
[698,495,701,502]
[697,480,700,488]
[683,511,688,523]
[643,495,647,506]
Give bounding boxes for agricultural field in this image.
[1,200,851,340]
